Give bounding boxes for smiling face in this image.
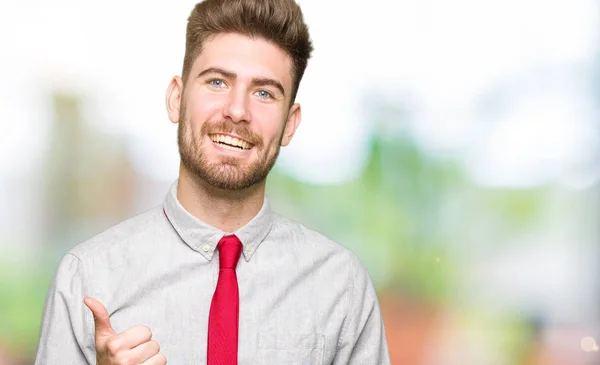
[166,33,301,190]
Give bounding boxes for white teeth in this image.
[210,134,251,150]
[220,143,243,151]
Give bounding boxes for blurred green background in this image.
[1,1,600,364]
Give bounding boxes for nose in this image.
[223,88,251,124]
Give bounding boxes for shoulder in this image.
[272,214,378,305]
[272,213,342,248]
[271,213,366,270]
[67,205,165,261]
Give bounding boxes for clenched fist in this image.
[84,297,167,365]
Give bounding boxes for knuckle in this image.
[114,351,124,361]
[106,338,121,354]
[118,353,135,365]
[159,353,167,364]
[112,353,125,365]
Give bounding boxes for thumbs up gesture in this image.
[84,297,167,365]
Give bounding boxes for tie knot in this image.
[217,235,242,269]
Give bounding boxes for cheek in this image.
[187,92,225,124]
[252,107,287,143]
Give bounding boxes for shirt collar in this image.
[162,180,275,262]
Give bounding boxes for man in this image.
[34,0,391,364]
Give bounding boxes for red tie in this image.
[207,235,242,365]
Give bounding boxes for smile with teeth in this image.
[209,134,253,151]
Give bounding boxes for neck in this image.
[176,163,266,233]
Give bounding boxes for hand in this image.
[84,297,167,365]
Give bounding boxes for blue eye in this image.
[209,79,225,88]
[256,90,273,99]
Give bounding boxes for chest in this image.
[106,260,348,364]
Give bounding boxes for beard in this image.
[177,103,283,191]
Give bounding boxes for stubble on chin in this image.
[177,115,281,191]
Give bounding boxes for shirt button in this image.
[245,244,252,252]
[202,244,210,252]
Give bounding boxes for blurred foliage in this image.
[0,255,55,358]
[268,133,468,304]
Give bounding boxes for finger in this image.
[113,325,153,349]
[142,352,167,365]
[83,296,115,338]
[129,340,160,363]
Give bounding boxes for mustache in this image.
[201,120,261,146]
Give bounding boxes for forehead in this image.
[192,33,293,90]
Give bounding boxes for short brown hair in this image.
[182,0,313,102]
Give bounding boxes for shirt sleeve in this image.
[34,253,95,365]
[333,251,391,365]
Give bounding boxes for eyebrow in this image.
[197,67,286,97]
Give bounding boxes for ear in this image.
[281,103,302,147]
[166,76,184,124]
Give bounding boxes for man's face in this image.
[168,33,300,190]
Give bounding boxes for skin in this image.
[168,33,301,232]
[84,297,165,365]
[84,32,303,364]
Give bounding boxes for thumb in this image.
[84,296,115,338]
